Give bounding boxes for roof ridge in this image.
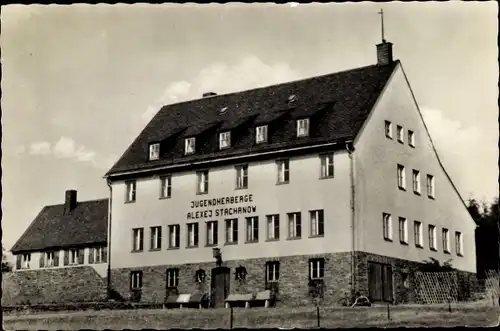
[43,197,109,208]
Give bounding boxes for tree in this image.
[2,246,13,273]
[420,257,454,272]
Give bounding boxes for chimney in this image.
[64,190,77,215]
[203,92,217,98]
[376,41,393,65]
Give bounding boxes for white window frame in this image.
[160,175,172,199]
[412,170,421,194]
[397,125,404,143]
[219,131,231,149]
[206,221,218,246]
[256,125,268,144]
[455,231,463,256]
[309,259,324,279]
[320,154,334,178]
[442,228,450,253]
[197,170,209,194]
[187,222,199,247]
[277,159,290,184]
[287,212,302,239]
[397,164,406,190]
[383,213,392,241]
[429,225,437,250]
[310,210,324,237]
[427,175,435,198]
[167,268,179,288]
[408,130,415,147]
[297,118,310,137]
[226,219,238,244]
[45,251,55,267]
[414,221,423,247]
[131,271,142,290]
[150,226,162,250]
[385,120,393,139]
[266,261,280,282]
[94,247,104,264]
[185,137,196,155]
[133,228,144,252]
[22,253,31,269]
[149,143,160,161]
[236,165,248,189]
[125,180,136,203]
[266,214,280,240]
[69,249,79,265]
[246,216,259,242]
[399,217,408,244]
[169,224,180,249]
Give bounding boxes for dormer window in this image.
[149,143,160,161]
[297,118,310,137]
[219,131,231,149]
[185,137,196,155]
[256,125,268,144]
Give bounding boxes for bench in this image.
[224,290,273,308]
[164,291,208,309]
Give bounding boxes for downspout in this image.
[106,179,113,300]
[346,142,356,301]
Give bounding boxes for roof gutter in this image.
[106,179,112,300]
[105,140,353,180]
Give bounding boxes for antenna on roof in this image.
[378,8,386,43]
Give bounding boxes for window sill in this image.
[413,191,421,196]
[224,242,238,246]
[167,247,180,251]
[276,181,289,186]
[398,140,404,144]
[245,240,259,244]
[131,250,144,253]
[149,248,162,252]
[428,195,435,200]
[386,135,393,140]
[186,245,199,249]
[309,235,325,239]
[196,191,209,195]
[398,186,407,192]
[400,241,409,246]
[235,186,248,191]
[205,243,218,248]
[124,200,136,204]
[415,244,424,249]
[287,237,302,241]
[457,253,464,257]
[130,288,142,291]
[266,238,280,242]
[319,176,334,180]
[430,248,437,252]
[159,196,171,200]
[384,237,393,242]
[444,251,451,255]
[409,144,415,148]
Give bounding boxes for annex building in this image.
[102,41,476,307]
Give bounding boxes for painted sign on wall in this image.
[187,194,257,220]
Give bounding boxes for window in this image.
[185,137,195,155]
[45,251,55,267]
[69,249,79,265]
[235,266,247,280]
[149,143,160,161]
[236,165,248,189]
[266,214,280,240]
[256,125,268,144]
[277,159,290,184]
[397,164,406,190]
[408,130,415,147]
[383,213,392,241]
[150,226,162,250]
[385,120,393,139]
[187,223,199,247]
[320,154,334,178]
[309,258,324,279]
[399,217,408,244]
[169,224,180,249]
[93,247,105,264]
[197,170,209,194]
[130,271,143,290]
[310,210,324,237]
[455,231,463,256]
[22,253,31,269]
[414,221,423,248]
[442,228,450,253]
[397,125,404,143]
[219,131,231,149]
[287,212,302,239]
[297,118,310,137]
[195,269,206,283]
[160,175,172,199]
[427,175,435,198]
[429,225,437,250]
[246,216,259,242]
[412,170,421,194]
[206,221,218,246]
[125,180,136,203]
[132,228,144,252]
[226,218,238,244]
[166,268,179,288]
[266,261,280,282]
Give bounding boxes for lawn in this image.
[3,303,499,329]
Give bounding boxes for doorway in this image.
[211,266,230,308]
[368,261,393,303]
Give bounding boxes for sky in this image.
[1,2,498,254]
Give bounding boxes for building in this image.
[104,41,476,307]
[4,190,109,305]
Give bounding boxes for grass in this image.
[3,303,499,329]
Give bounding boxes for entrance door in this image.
[368,262,393,303]
[211,267,230,308]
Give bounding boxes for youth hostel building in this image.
[104,41,476,307]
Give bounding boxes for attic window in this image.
[297,118,310,137]
[288,94,297,103]
[149,143,160,161]
[219,107,228,115]
[185,137,196,155]
[256,125,268,144]
[219,131,231,149]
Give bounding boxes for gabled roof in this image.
[11,198,108,254]
[106,61,399,178]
